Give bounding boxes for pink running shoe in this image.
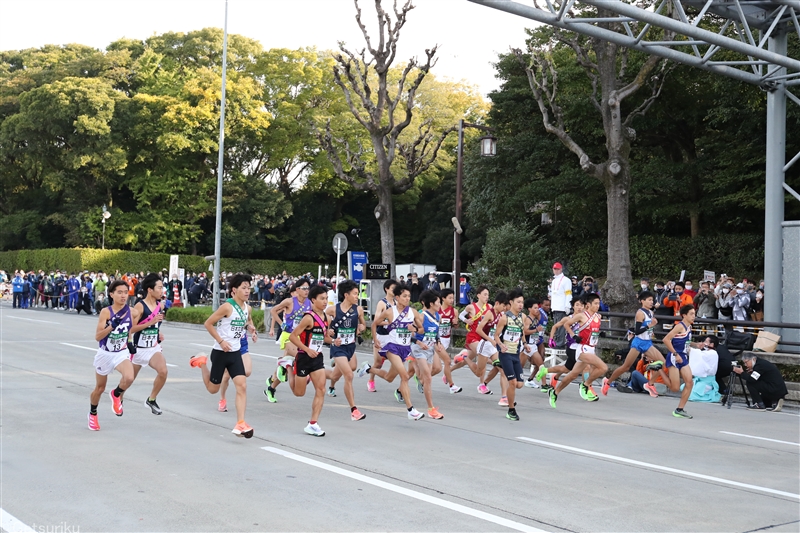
[643,383,659,398]
[88,413,100,431]
[454,350,469,364]
[442,375,448,385]
[109,389,123,416]
[351,408,366,421]
[367,380,376,392]
[498,396,509,407]
[601,377,610,396]
[218,399,227,412]
[478,383,492,395]
[550,375,558,389]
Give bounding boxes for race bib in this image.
[488,327,496,339]
[293,315,303,329]
[139,326,159,348]
[337,327,356,345]
[423,329,437,343]
[504,327,522,344]
[439,319,451,338]
[309,332,325,352]
[397,327,412,346]
[590,331,600,347]
[231,318,246,339]
[107,330,127,352]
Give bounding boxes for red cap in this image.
[552,262,563,269]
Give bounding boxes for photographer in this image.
[660,281,693,319]
[703,335,733,395]
[732,353,788,412]
[694,281,718,319]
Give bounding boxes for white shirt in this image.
[549,273,572,313]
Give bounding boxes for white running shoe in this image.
[357,362,371,378]
[304,422,325,436]
[449,384,463,394]
[525,379,540,389]
[407,408,425,421]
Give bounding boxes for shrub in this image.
[166,306,266,333]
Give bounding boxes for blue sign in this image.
[348,251,368,282]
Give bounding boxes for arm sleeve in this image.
[632,321,648,335]
[458,308,470,322]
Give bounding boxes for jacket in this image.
[743,358,788,396]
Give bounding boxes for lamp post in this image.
[101,204,111,250]
[454,119,496,289]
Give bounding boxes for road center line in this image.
[262,446,546,533]
[719,431,800,447]
[5,315,61,324]
[1,508,34,532]
[517,437,799,500]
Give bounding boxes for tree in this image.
[317,0,455,271]
[514,7,675,310]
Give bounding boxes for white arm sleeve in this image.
[458,308,470,322]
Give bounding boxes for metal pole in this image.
[454,119,464,289]
[212,0,229,311]
[765,29,787,327]
[102,220,105,250]
[335,237,342,288]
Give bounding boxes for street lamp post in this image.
[101,204,111,250]
[454,119,496,289]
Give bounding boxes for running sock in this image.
[238,420,245,424]
[147,398,155,403]
[407,407,413,412]
[90,404,98,415]
[113,386,125,397]
[350,406,357,413]
[267,386,275,393]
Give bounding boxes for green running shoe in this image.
[548,388,558,409]
[535,365,548,381]
[414,375,424,394]
[394,389,404,403]
[584,384,599,401]
[263,388,277,403]
[492,359,502,368]
[540,384,553,393]
[673,408,693,419]
[579,382,589,400]
[277,364,288,383]
[506,409,520,421]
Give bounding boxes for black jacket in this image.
[743,358,788,396]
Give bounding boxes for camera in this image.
[668,292,678,302]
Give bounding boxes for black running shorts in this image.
[295,350,325,377]
[209,349,245,384]
[565,346,577,371]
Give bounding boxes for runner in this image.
[410,290,445,419]
[366,279,399,393]
[650,304,697,419]
[437,288,462,393]
[264,278,311,403]
[522,297,549,390]
[218,308,257,412]
[361,285,425,420]
[325,280,367,421]
[545,296,585,389]
[284,285,336,436]
[494,289,526,420]
[189,274,254,438]
[451,285,492,385]
[548,293,608,408]
[601,291,666,396]
[126,273,168,415]
[88,280,138,431]
[455,291,507,395]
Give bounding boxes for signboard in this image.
[348,251,368,282]
[169,255,179,279]
[704,270,716,282]
[365,263,391,280]
[332,233,348,255]
[679,269,686,282]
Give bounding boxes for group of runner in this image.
[89,274,700,438]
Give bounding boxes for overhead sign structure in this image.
[365,263,391,280]
[348,251,368,282]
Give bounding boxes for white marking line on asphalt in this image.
[5,315,61,324]
[263,447,546,533]
[0,508,35,532]
[517,437,800,500]
[720,431,800,447]
[60,343,177,366]
[190,343,277,359]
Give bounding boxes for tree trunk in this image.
[602,167,637,312]
[374,182,396,274]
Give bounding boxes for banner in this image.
[169,255,179,279]
[703,270,715,282]
[348,251,368,282]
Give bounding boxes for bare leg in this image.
[309,369,326,421]
[90,373,109,406]
[677,366,693,409]
[147,352,168,399]
[232,375,247,421]
[385,352,413,409]
[415,358,434,409]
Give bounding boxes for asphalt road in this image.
[1,303,799,532]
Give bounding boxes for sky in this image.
[0,0,541,96]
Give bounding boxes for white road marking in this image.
[166,363,178,367]
[517,437,800,500]
[0,508,34,532]
[61,343,94,351]
[263,446,546,533]
[5,315,61,324]
[720,431,800,447]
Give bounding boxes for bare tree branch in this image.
[315,121,373,191]
[623,60,674,128]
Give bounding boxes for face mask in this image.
[685,284,692,290]
[756,292,763,299]
[641,284,647,290]
[429,278,435,282]
[722,288,730,294]
[737,289,744,294]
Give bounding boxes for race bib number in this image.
[107,330,127,352]
[439,319,451,338]
[139,326,159,348]
[293,315,303,329]
[337,327,356,345]
[423,329,438,343]
[590,331,600,347]
[397,327,412,346]
[231,318,246,340]
[488,327,496,339]
[504,327,522,344]
[309,332,325,352]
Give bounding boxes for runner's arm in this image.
[370,308,393,348]
[523,315,537,337]
[289,315,316,355]
[357,306,366,334]
[476,313,494,344]
[494,315,507,351]
[204,303,232,346]
[458,306,472,323]
[270,299,289,329]
[94,307,113,341]
[662,323,682,354]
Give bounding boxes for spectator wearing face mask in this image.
[750,288,764,321]
[638,277,651,296]
[732,353,788,411]
[661,281,693,317]
[683,280,697,299]
[693,281,718,319]
[731,282,751,324]
[715,282,734,321]
[425,272,440,292]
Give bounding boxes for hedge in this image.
[166,306,267,333]
[0,248,321,277]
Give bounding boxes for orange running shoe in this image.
[190,354,207,367]
[351,408,366,421]
[218,399,227,412]
[232,421,254,438]
[109,390,123,416]
[428,407,444,420]
[550,375,558,389]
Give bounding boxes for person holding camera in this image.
[732,353,787,412]
[694,281,717,319]
[660,281,693,319]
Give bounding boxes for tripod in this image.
[723,349,751,409]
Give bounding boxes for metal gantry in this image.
[468,0,800,328]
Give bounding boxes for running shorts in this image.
[499,351,523,382]
[209,349,245,384]
[295,350,325,376]
[474,338,498,358]
[665,352,690,370]
[330,343,357,360]
[465,332,482,346]
[410,343,435,364]
[131,344,162,366]
[383,343,412,361]
[631,337,653,354]
[565,346,577,371]
[240,335,249,355]
[279,331,291,350]
[439,337,451,350]
[575,344,595,363]
[376,334,390,356]
[93,348,129,376]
